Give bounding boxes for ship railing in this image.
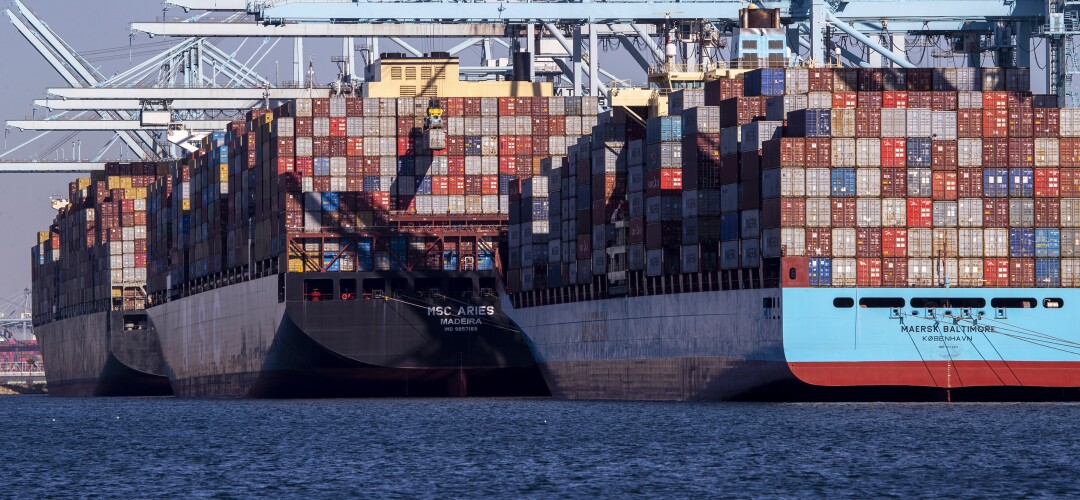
[0,362,44,376]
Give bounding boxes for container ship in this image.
[30,165,173,396]
[500,11,1080,400]
[132,55,600,397]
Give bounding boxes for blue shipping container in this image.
[500,175,517,194]
[789,109,832,138]
[830,168,857,197]
[1009,168,1034,197]
[1036,259,1061,287]
[356,239,373,271]
[744,68,786,97]
[322,192,340,212]
[397,156,416,175]
[477,251,495,271]
[906,138,932,168]
[363,176,381,191]
[323,252,341,272]
[1009,228,1035,257]
[1036,228,1061,258]
[809,258,832,287]
[416,177,433,195]
[983,168,1009,197]
[720,213,740,241]
[646,116,683,144]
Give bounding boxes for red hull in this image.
[789,361,1080,388]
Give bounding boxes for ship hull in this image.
[500,288,796,401]
[782,287,1080,391]
[35,311,172,397]
[149,272,548,398]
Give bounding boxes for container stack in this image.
[507,174,551,291]
[32,163,165,321]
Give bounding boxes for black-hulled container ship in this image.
[135,56,597,397]
[31,166,172,396]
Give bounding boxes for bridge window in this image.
[1044,298,1064,309]
[990,298,1037,309]
[304,279,334,301]
[910,297,986,309]
[833,297,854,308]
[858,297,905,308]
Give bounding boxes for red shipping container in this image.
[498,97,517,116]
[957,168,983,197]
[805,138,832,167]
[982,138,1009,167]
[957,109,983,138]
[464,176,483,195]
[362,156,380,175]
[396,136,415,156]
[329,118,347,137]
[531,135,549,157]
[931,140,958,170]
[347,137,364,156]
[907,198,933,227]
[431,176,449,195]
[982,109,1009,137]
[832,92,858,109]
[983,91,1009,109]
[448,156,465,176]
[855,107,881,137]
[577,234,592,259]
[276,157,295,174]
[856,228,882,257]
[294,157,313,175]
[517,156,535,177]
[1009,258,1035,288]
[882,228,908,257]
[882,91,908,109]
[932,171,958,200]
[1008,138,1034,166]
[806,228,832,257]
[881,138,907,167]
[908,91,933,109]
[346,157,362,176]
[444,97,463,116]
[880,168,907,197]
[498,136,519,156]
[1062,139,1080,167]
[531,116,550,135]
[984,258,1010,287]
[481,176,499,195]
[983,198,1009,227]
[777,138,805,167]
[516,136,533,156]
[499,156,517,175]
[1034,108,1060,137]
[447,136,465,156]
[1009,107,1034,138]
[396,117,416,135]
[781,198,806,227]
[448,176,466,195]
[857,258,883,287]
[857,91,882,109]
[516,97,533,116]
[830,198,857,227]
[931,92,958,111]
[1035,198,1060,226]
[464,98,482,116]
[548,116,566,135]
[1034,168,1061,197]
[1061,168,1080,196]
[882,258,908,286]
[907,68,933,91]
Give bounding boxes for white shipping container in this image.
[857,198,882,227]
[741,210,761,239]
[856,168,881,197]
[832,138,857,166]
[958,139,983,166]
[1062,229,1080,257]
[832,228,857,257]
[908,258,934,286]
[958,228,985,257]
[807,92,832,109]
[682,245,700,273]
[779,228,805,257]
[781,168,806,196]
[805,168,831,197]
[984,228,1009,257]
[958,198,983,227]
[831,258,857,286]
[957,91,983,108]
[1063,198,1080,227]
[958,258,984,286]
[933,201,958,227]
[931,111,958,140]
[907,169,933,197]
[481,156,499,176]
[906,108,933,137]
[1063,259,1080,286]
[805,198,832,227]
[741,239,760,268]
[785,68,809,94]
[932,228,959,257]
[881,198,907,227]
[1035,138,1060,167]
[908,228,933,257]
[880,109,907,137]
[1009,199,1034,227]
[1061,108,1080,137]
[856,138,881,167]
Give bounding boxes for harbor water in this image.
[2,396,1078,497]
